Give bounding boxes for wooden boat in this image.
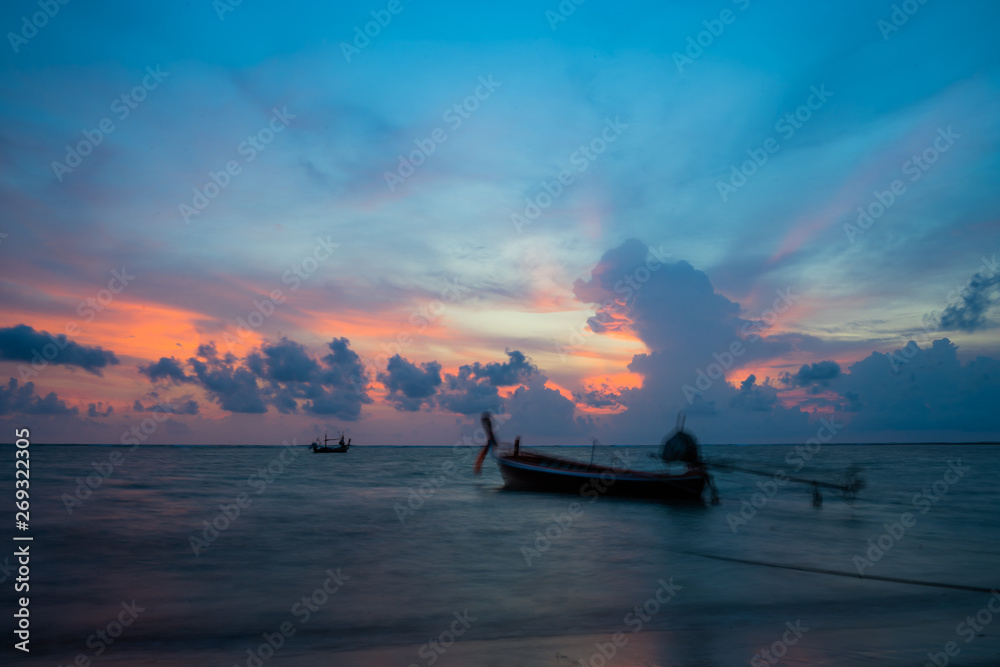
[311,433,350,453]
[473,412,709,501]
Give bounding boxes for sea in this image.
[2,442,998,666]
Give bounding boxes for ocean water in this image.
[2,442,999,666]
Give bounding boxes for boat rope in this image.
[678,551,998,594]
[704,460,864,493]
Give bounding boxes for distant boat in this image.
[311,433,351,453]
[473,412,710,501]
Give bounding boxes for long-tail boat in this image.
[474,411,866,506]
[473,412,710,501]
[311,433,350,453]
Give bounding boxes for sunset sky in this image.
[1,0,998,445]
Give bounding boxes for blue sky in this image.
[1,0,998,444]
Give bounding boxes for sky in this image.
[1,0,998,445]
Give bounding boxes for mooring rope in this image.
[679,551,997,594]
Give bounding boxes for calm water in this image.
[2,442,999,665]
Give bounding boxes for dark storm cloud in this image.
[378,355,442,412]
[0,378,77,415]
[0,324,118,375]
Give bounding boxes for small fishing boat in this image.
[311,433,351,453]
[473,412,710,501]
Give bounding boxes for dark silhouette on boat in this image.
[473,412,710,501]
[311,433,350,453]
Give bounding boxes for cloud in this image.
[573,240,744,355]
[571,240,802,441]
[437,371,503,415]
[189,344,269,414]
[573,383,623,410]
[0,324,118,375]
[378,355,442,412]
[138,357,191,383]
[464,349,537,386]
[258,338,320,383]
[0,378,78,415]
[504,377,585,438]
[728,375,779,411]
[830,338,1000,433]
[437,350,537,415]
[132,398,199,415]
[87,402,114,418]
[937,266,1000,332]
[780,361,842,392]
[561,240,1000,443]
[180,337,371,419]
[300,338,372,418]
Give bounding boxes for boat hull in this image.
[493,453,706,501]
